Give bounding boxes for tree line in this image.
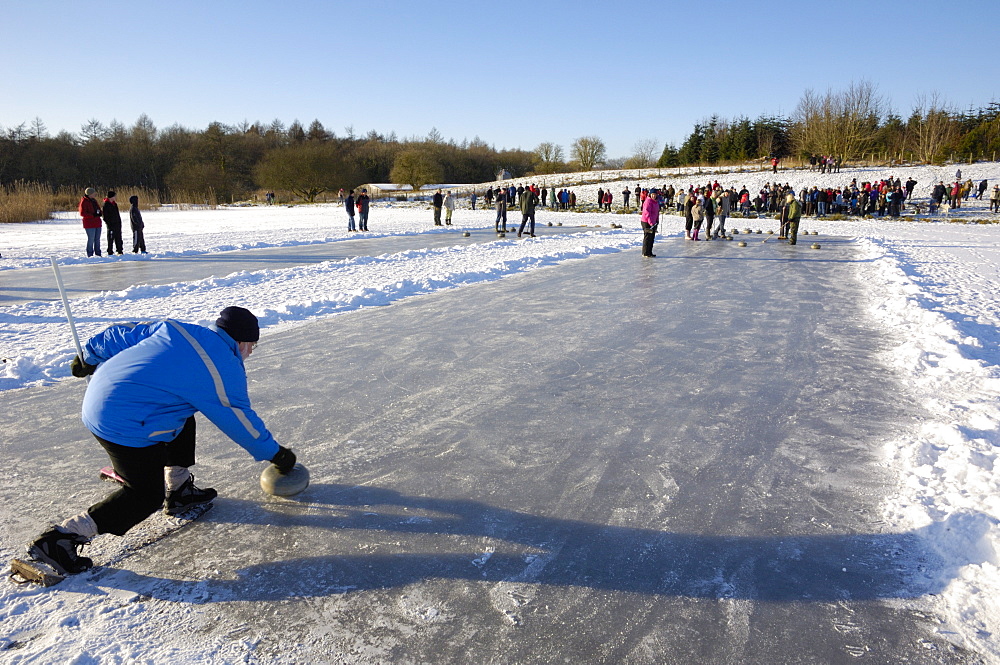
[2,82,997,205]
[0,115,637,205]
[660,82,1000,168]
[0,118,545,203]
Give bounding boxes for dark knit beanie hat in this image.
[215,306,259,342]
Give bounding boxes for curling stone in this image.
[260,463,310,497]
[557,222,562,226]
[726,235,733,240]
[737,241,747,247]
[811,243,821,249]
[767,230,774,234]
[462,231,470,237]
[732,229,739,234]
[756,229,762,234]
[744,228,752,234]
[547,222,553,226]
[812,231,818,235]
[498,232,506,237]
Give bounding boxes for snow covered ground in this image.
[1,162,1000,662]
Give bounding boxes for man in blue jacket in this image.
[25,306,297,576]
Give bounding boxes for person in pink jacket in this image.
[79,187,103,257]
[640,188,660,257]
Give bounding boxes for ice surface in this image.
[1,162,999,663]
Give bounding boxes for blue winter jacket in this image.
[80,319,280,461]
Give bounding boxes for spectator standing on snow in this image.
[640,188,660,257]
[495,188,508,232]
[470,191,478,210]
[991,185,1000,213]
[950,182,962,209]
[79,188,103,257]
[703,191,715,240]
[128,195,146,254]
[444,191,456,225]
[432,190,444,225]
[905,178,917,199]
[714,189,731,239]
[684,192,695,239]
[345,190,357,231]
[22,307,298,579]
[690,194,705,241]
[622,187,631,209]
[597,188,604,208]
[356,189,370,231]
[977,179,988,199]
[102,191,124,255]
[889,187,905,217]
[518,186,539,237]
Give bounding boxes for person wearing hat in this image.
[991,184,1000,214]
[78,188,103,257]
[129,195,147,253]
[22,307,296,578]
[640,188,660,257]
[102,190,124,255]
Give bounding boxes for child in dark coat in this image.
[129,195,147,253]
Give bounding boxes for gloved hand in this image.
[271,446,296,474]
[71,355,97,377]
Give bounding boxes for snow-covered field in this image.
[2,162,1000,661]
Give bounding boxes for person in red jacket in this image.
[79,188,103,257]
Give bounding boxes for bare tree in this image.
[624,138,659,169]
[792,81,885,160]
[30,117,48,140]
[533,142,565,174]
[909,92,958,163]
[570,136,607,171]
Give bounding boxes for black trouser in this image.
[641,222,656,255]
[106,223,124,254]
[88,417,197,536]
[132,229,146,253]
[518,212,535,236]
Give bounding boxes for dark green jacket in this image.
[520,190,538,214]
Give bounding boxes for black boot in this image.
[27,528,93,575]
[164,475,217,516]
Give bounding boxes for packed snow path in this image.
[1,236,980,663]
[0,224,584,306]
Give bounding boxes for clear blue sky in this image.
[5,0,997,158]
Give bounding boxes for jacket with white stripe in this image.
[80,320,280,461]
